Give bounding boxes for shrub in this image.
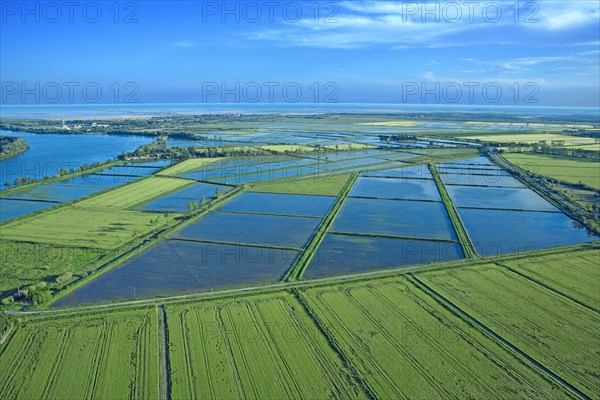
[1,296,14,305]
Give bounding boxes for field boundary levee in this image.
[283,172,359,282]
[428,164,478,258]
[291,289,377,399]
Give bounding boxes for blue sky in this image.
[1,0,599,106]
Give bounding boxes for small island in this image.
[0,135,29,160]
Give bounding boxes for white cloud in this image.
[241,1,599,49]
[534,1,600,30]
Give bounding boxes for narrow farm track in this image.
[157,305,171,400]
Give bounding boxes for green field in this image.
[250,173,352,196]
[0,207,175,249]
[300,278,566,399]
[79,176,192,209]
[0,309,159,399]
[418,260,600,398]
[167,293,366,399]
[157,158,222,176]
[503,249,600,309]
[504,153,600,189]
[0,241,105,297]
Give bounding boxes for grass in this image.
[167,293,366,399]
[157,157,222,176]
[0,206,176,250]
[78,176,192,209]
[503,153,600,189]
[250,173,353,196]
[299,277,567,398]
[0,308,159,399]
[0,241,106,297]
[418,258,600,398]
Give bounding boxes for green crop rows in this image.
[0,309,159,399]
[417,257,600,398]
[167,293,365,399]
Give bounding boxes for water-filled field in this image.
[55,173,137,187]
[219,192,336,217]
[53,240,298,306]
[0,161,164,222]
[349,176,441,201]
[436,165,507,175]
[0,198,56,222]
[440,156,497,166]
[331,198,457,241]
[178,157,315,182]
[1,183,107,203]
[440,173,525,188]
[304,234,463,278]
[458,208,596,255]
[446,185,560,211]
[173,212,321,249]
[135,182,232,213]
[364,165,433,180]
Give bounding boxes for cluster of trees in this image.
[379,134,418,142]
[133,143,322,160]
[0,136,29,160]
[489,141,599,161]
[2,281,52,306]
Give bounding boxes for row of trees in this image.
[186,189,225,213]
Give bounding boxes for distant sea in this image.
[1,103,599,120]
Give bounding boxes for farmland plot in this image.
[79,176,192,209]
[503,249,600,311]
[53,240,298,306]
[419,264,600,398]
[219,192,336,217]
[331,198,457,241]
[0,309,159,399]
[348,176,441,201]
[304,234,463,278]
[173,212,320,250]
[167,294,366,399]
[0,207,175,249]
[300,279,567,399]
[458,208,596,256]
[135,182,233,213]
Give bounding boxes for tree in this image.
[187,200,199,213]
